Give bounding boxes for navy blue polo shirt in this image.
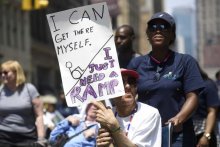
[128,50,204,124]
[193,79,220,119]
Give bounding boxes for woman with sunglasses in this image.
[128,12,204,147]
[0,60,46,147]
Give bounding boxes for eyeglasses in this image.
[0,71,9,75]
[148,24,170,32]
[123,77,137,86]
[154,66,162,81]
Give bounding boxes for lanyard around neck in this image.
[150,51,171,65]
[114,105,138,136]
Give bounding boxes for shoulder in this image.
[25,83,40,99]
[132,55,146,62]
[137,102,160,119]
[25,83,37,90]
[128,55,147,69]
[204,79,218,91]
[174,52,197,63]
[173,52,200,73]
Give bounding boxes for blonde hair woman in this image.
[0,60,46,147]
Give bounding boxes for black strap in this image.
[66,124,97,143]
[0,84,3,95]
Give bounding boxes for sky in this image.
[164,0,195,13]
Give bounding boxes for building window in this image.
[0,4,26,50]
[31,10,49,43]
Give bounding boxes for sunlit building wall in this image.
[196,0,220,77]
[172,7,197,59]
[0,3,32,81]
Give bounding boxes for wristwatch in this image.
[203,133,211,140]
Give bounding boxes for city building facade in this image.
[0,0,142,94]
[196,0,220,77]
[172,7,197,59]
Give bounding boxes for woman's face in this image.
[87,104,97,119]
[0,68,16,85]
[146,19,174,48]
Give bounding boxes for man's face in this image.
[113,75,137,107]
[115,27,133,53]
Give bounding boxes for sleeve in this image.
[204,80,220,107]
[49,119,70,143]
[26,83,40,100]
[182,55,204,94]
[127,55,145,70]
[132,109,162,147]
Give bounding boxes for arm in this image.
[32,97,45,139]
[66,115,80,126]
[49,118,73,142]
[96,127,113,147]
[204,107,218,135]
[110,128,137,147]
[92,101,137,147]
[168,92,198,131]
[197,107,218,146]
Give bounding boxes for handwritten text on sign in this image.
[47,3,124,106]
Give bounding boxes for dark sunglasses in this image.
[148,23,170,32]
[123,77,137,86]
[154,66,163,81]
[0,71,9,75]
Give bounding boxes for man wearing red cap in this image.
[92,69,161,147]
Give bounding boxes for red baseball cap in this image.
[121,68,139,79]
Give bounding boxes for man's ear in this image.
[135,93,138,101]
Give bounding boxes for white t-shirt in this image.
[113,102,162,147]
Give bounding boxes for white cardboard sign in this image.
[46,2,125,106]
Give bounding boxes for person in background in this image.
[115,25,140,68]
[215,70,220,97]
[128,12,204,147]
[41,94,64,139]
[56,89,79,118]
[93,69,161,147]
[215,70,220,86]
[215,70,220,144]
[49,103,99,147]
[215,70,220,147]
[0,60,46,147]
[192,67,220,147]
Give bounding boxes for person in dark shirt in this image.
[215,70,220,97]
[193,67,220,147]
[115,25,140,68]
[56,90,79,118]
[128,12,204,147]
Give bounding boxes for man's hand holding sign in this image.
[47,2,125,107]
